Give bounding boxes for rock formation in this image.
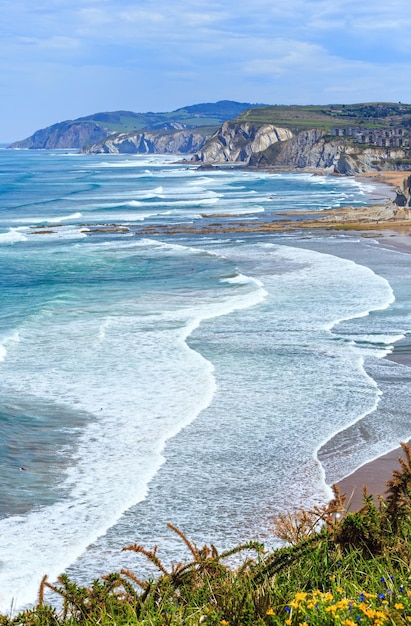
[192,122,293,163]
[192,123,410,175]
[9,121,113,150]
[252,130,409,174]
[391,174,411,214]
[82,129,209,154]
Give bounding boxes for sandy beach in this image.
[336,443,411,512]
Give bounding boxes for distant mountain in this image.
[9,101,266,150]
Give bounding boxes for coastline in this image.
[130,168,411,513]
[170,167,411,514]
[332,177,411,511]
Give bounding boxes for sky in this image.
[1,0,411,142]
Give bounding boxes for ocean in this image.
[0,149,410,612]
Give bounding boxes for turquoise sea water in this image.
[0,150,410,611]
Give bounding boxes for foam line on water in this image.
[254,243,400,501]
[0,229,27,244]
[0,243,267,613]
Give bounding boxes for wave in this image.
[0,242,267,613]
[47,212,83,223]
[0,332,20,362]
[0,229,27,244]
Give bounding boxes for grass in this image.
[237,103,411,134]
[2,444,411,625]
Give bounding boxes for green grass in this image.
[237,102,411,134]
[3,445,411,625]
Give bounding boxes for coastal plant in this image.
[3,446,411,625]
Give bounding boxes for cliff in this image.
[192,123,411,174]
[9,101,266,150]
[192,122,293,163]
[9,121,113,150]
[251,130,410,174]
[82,128,210,155]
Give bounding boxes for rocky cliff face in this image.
[192,122,293,163]
[82,129,209,154]
[191,123,410,174]
[252,130,409,174]
[9,122,112,150]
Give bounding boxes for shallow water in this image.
[0,150,409,612]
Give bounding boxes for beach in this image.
[315,171,411,512]
[299,170,411,514]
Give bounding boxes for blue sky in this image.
[2,0,411,142]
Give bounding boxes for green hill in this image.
[9,101,267,149]
[238,102,411,132]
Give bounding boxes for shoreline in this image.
[331,177,411,511]
[303,170,411,512]
[336,443,410,512]
[125,168,411,513]
[27,166,411,514]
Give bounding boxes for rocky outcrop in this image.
[82,129,209,155]
[192,122,293,163]
[391,174,411,210]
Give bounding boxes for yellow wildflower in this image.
[266,608,275,615]
[220,621,229,625]
[285,619,292,625]
[294,592,308,602]
[395,602,405,610]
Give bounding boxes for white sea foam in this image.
[47,212,83,223]
[0,153,403,611]
[0,242,267,613]
[0,331,20,363]
[0,229,27,244]
[10,213,83,225]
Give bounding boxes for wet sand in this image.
[336,443,410,512]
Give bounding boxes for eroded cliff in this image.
[82,129,210,155]
[192,123,410,174]
[192,122,293,163]
[251,130,409,174]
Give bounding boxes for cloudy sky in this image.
[1,0,411,142]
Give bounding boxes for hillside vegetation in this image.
[238,102,411,133]
[3,444,411,625]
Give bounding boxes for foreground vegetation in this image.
[3,445,411,625]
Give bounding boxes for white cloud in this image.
[2,0,411,140]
